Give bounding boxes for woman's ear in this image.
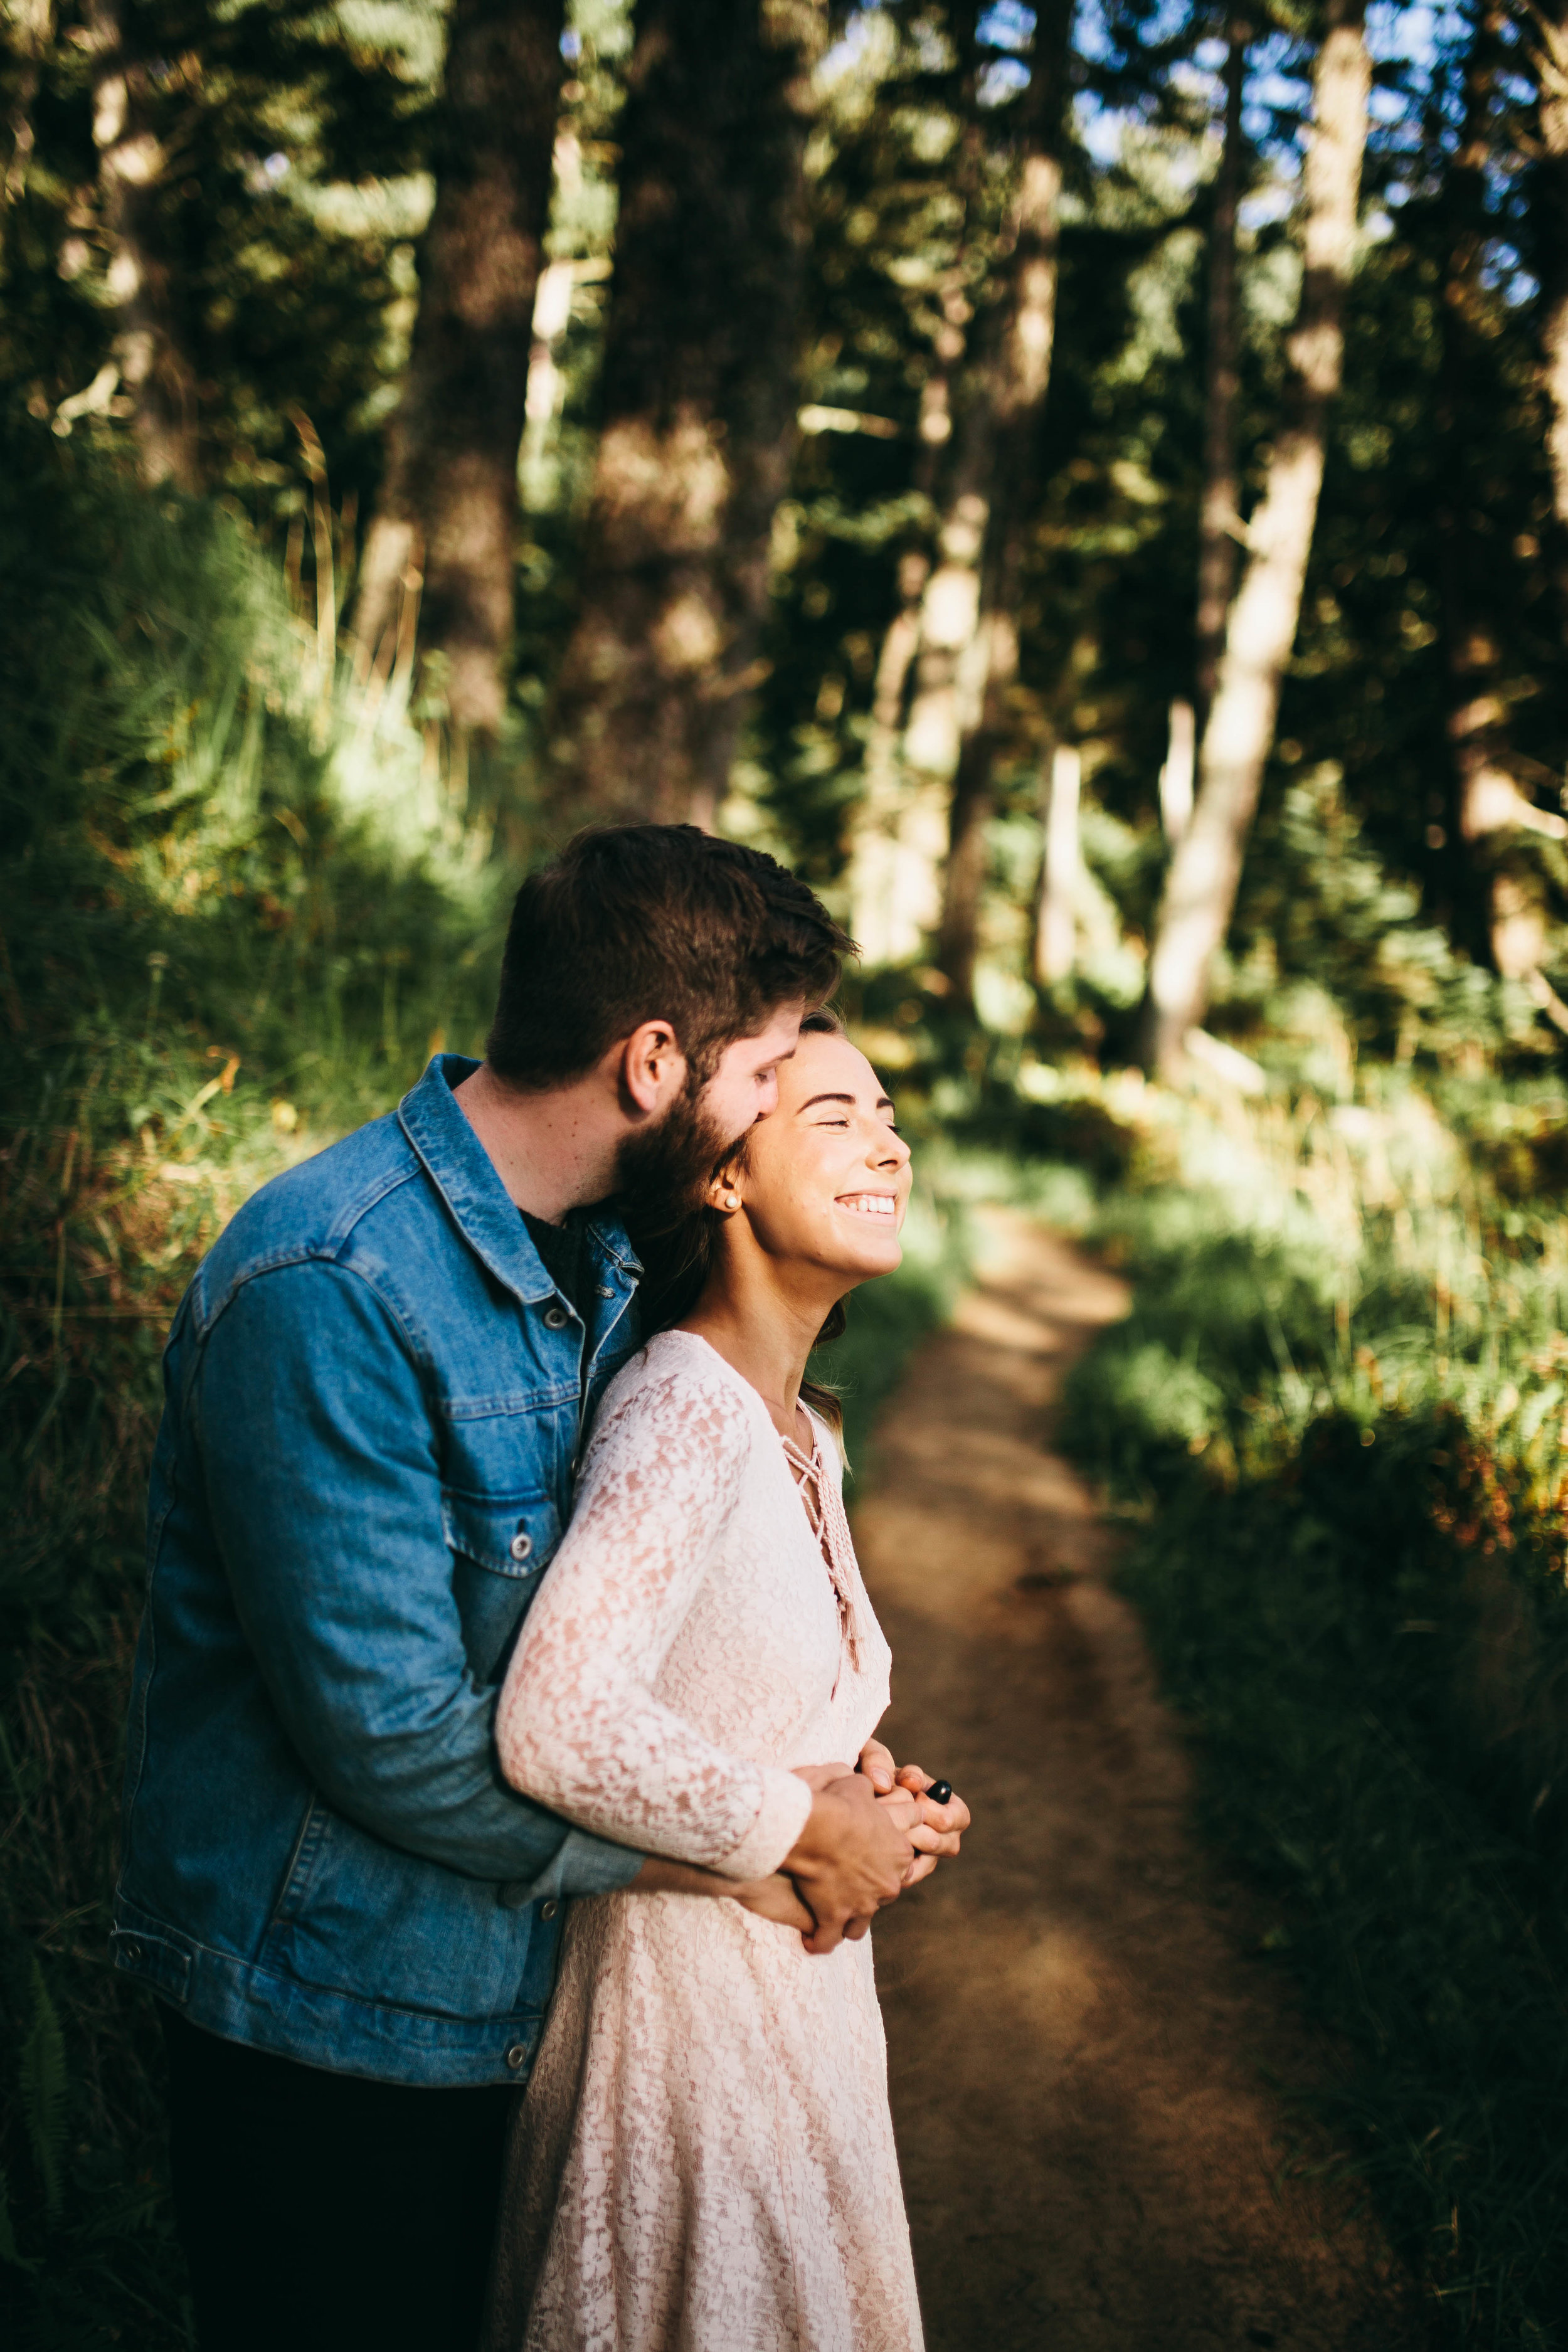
[707,1157,744,1214]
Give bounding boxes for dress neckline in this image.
[649,1330,859,1670]
[652,1326,827,1446]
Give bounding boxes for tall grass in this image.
[0,426,507,2344]
[1052,1068,1568,2348]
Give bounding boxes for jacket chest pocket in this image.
[442,1489,564,1687]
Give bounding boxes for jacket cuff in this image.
[527,1826,645,1902]
[715,1767,815,1882]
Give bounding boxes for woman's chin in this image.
[817,1201,905,1279]
[835,1233,903,1280]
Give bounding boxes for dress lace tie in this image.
[780,1429,862,1670]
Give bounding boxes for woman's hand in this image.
[860,1739,970,1875]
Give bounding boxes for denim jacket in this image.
[112,1056,646,2086]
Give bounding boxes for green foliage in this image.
[0,428,505,2347]
[2,0,440,502]
[1060,1079,1568,2344]
[1120,1411,1568,2346]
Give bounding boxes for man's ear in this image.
[617,1019,686,1118]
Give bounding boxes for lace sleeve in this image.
[493,1363,814,1880]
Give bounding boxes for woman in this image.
[485,1014,966,2352]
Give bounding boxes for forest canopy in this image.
[4,0,1567,1081]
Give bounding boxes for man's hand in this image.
[783,1768,916,1954]
[628,1857,812,1932]
[728,1873,817,1932]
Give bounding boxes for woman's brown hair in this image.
[630,1009,849,1445]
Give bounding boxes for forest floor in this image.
[857,1209,1426,2352]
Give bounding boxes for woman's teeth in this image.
[837,1194,896,1218]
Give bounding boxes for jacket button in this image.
[543,1305,569,1331]
[539,1899,560,1921]
[122,1941,142,1964]
[509,1530,533,1564]
[505,2043,529,2072]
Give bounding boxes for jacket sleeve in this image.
[193,1256,643,1894]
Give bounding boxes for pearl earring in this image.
[723,1192,739,1209]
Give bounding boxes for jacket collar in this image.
[398,1056,642,1306]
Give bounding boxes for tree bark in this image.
[935,0,1074,1008]
[1426,1,1568,999]
[1534,0,1568,627]
[845,2,980,955]
[1436,5,1520,957]
[1142,0,1370,1081]
[354,0,565,743]
[1158,697,1195,844]
[1194,23,1246,733]
[543,0,825,831]
[83,0,199,489]
[1035,742,1080,984]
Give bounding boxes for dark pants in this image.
[159,2004,514,2352]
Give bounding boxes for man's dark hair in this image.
[485,825,855,1088]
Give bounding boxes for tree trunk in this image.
[354,0,565,743]
[1142,0,1370,1081]
[847,547,939,966]
[83,0,199,489]
[1534,0,1568,625]
[1158,697,1196,844]
[1194,23,1246,733]
[543,0,825,831]
[1437,5,1518,959]
[845,72,976,965]
[935,0,1074,1008]
[1035,742,1080,984]
[1428,0,1568,1002]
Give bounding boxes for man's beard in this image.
[610,1078,742,1243]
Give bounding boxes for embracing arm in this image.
[494,1370,815,1878]
[196,1259,640,1896]
[495,1369,920,1946]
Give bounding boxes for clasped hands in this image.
[744,1739,970,1954]
[628,1739,969,1954]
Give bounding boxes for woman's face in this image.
[728,1030,913,1282]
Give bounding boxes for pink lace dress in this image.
[485,1329,924,2352]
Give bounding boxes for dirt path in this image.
[855,1212,1419,2352]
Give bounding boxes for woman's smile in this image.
[835,1191,898,1219]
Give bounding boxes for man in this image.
[115,826,958,2351]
